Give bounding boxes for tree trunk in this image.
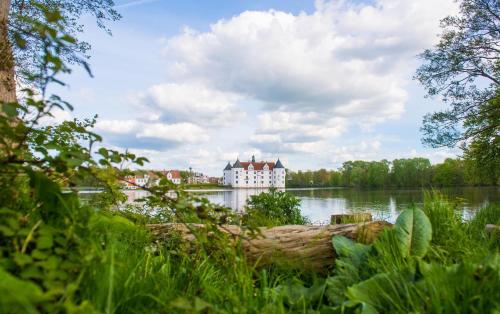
[0,0,16,103]
[148,221,391,272]
[331,213,372,224]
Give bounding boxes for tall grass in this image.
[75,193,499,313]
[78,214,311,313]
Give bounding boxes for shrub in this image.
[244,188,310,226]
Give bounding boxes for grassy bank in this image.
[3,190,498,313]
[183,183,225,190]
[81,194,500,313]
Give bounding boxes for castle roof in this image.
[274,158,285,168]
[230,157,283,171]
[232,159,243,168]
[240,161,275,171]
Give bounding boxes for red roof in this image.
[163,170,181,179]
[240,162,275,171]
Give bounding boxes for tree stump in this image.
[148,221,391,272]
[331,213,372,224]
[485,224,500,235]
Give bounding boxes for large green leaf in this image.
[394,208,432,258]
[346,271,413,314]
[326,236,372,305]
[0,267,45,314]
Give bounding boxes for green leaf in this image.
[1,103,18,117]
[37,235,54,250]
[170,297,192,310]
[0,225,15,237]
[31,249,49,260]
[13,253,33,267]
[394,208,432,258]
[326,236,372,305]
[332,236,371,266]
[346,272,408,314]
[0,267,44,313]
[193,297,212,312]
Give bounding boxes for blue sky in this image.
[52,0,460,175]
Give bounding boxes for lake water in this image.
[184,187,500,224]
[101,187,500,224]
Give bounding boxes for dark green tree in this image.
[415,0,499,149]
[432,158,466,186]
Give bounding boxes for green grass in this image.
[2,191,493,313]
[183,183,224,190]
[68,192,500,313]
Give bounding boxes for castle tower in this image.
[273,158,285,188]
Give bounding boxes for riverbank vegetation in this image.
[244,188,310,226]
[287,157,499,189]
[1,1,499,313]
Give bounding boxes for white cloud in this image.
[38,107,72,126]
[92,0,460,172]
[137,83,245,127]
[95,119,209,149]
[250,110,348,153]
[163,0,456,122]
[96,119,139,134]
[137,122,208,143]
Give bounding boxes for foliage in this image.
[415,0,499,189]
[319,194,500,313]
[287,156,499,188]
[393,207,432,258]
[415,0,499,148]
[244,188,310,226]
[9,0,120,83]
[462,96,500,185]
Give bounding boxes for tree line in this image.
[287,157,499,189]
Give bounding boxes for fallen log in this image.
[485,224,500,235]
[331,213,372,224]
[148,221,391,272]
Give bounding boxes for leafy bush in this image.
[319,199,500,313]
[244,188,310,226]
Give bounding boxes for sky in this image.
[51,0,461,176]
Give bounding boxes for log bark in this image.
[331,213,372,224]
[485,224,500,235]
[0,0,16,103]
[148,221,391,272]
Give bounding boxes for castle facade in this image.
[222,156,285,188]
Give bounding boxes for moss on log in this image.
[331,213,372,224]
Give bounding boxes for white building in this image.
[223,156,286,188]
[163,170,182,184]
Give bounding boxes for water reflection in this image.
[194,187,500,224]
[81,187,499,225]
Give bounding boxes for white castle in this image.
[223,156,286,188]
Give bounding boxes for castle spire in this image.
[275,158,284,168]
